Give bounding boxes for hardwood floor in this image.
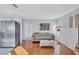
[10,40,75,55]
[21,41,54,55]
[58,43,75,55]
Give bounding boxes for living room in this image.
[21,4,79,55]
[0,4,79,55]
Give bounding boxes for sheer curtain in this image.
[0,14,22,44]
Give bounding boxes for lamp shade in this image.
[56,24,63,31]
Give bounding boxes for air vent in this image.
[12,4,18,8]
[9,4,18,8]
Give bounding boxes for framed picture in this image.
[40,23,50,31]
[75,14,79,28]
[69,16,73,28]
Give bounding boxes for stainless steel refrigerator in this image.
[0,20,20,47]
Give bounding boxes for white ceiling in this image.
[0,4,79,20]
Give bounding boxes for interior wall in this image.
[22,20,34,39]
[32,20,53,33]
[22,20,53,39]
[52,8,79,50]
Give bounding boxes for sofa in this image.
[32,32,55,41]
